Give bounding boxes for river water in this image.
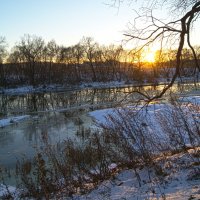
[0,83,199,173]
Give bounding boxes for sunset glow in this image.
[144,51,155,63]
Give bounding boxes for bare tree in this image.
[16,34,45,86]
[126,48,146,83]
[111,0,200,101]
[58,46,80,83]
[45,40,60,84]
[81,37,99,81]
[71,43,84,82]
[0,37,7,87]
[0,37,7,63]
[102,44,123,81]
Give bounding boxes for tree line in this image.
[0,34,199,88]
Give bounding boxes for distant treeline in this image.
[0,35,199,87]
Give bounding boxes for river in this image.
[0,82,200,179]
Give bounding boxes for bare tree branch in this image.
[117,0,200,101]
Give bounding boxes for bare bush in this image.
[158,99,200,151]
[14,131,115,199]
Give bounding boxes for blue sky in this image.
[0,0,136,48]
[1,0,199,49]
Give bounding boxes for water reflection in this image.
[0,85,176,116]
[0,131,14,146]
[0,112,93,169]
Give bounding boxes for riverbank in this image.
[1,148,200,200]
[0,78,197,95]
[0,82,200,199]
[1,95,200,199]
[74,149,200,200]
[0,115,30,128]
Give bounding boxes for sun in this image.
[144,51,155,63]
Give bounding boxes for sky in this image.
[0,0,137,48]
[1,0,200,51]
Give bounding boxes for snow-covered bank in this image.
[0,115,30,128]
[0,184,17,199]
[0,82,137,95]
[1,150,199,200]
[0,84,66,95]
[0,78,197,96]
[86,99,200,199]
[90,97,200,147]
[90,94,200,128]
[179,95,200,104]
[74,149,200,200]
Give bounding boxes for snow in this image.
[80,81,136,89]
[0,82,133,95]
[1,151,200,199]
[0,184,17,199]
[89,108,116,125]
[0,80,181,95]
[0,84,64,95]
[74,150,200,200]
[84,99,200,199]
[0,115,30,128]
[89,100,200,147]
[179,95,200,104]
